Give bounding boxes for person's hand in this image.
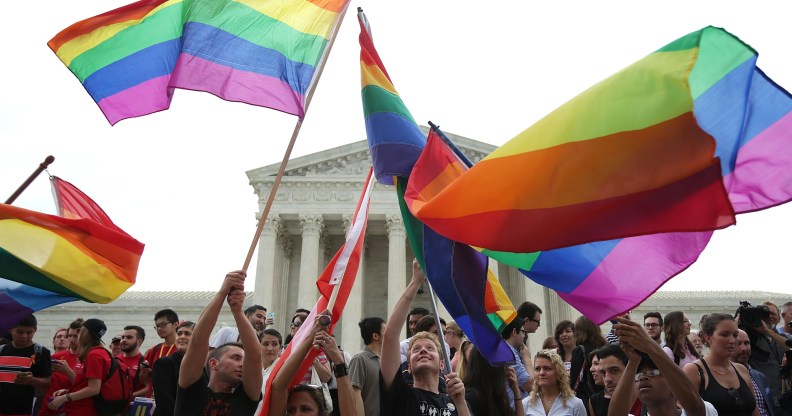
[51,359,65,373]
[265,316,275,327]
[620,338,642,363]
[139,361,152,384]
[221,270,246,295]
[410,259,426,286]
[506,367,520,395]
[614,317,658,355]
[14,371,35,386]
[48,390,69,410]
[227,288,246,312]
[315,331,343,363]
[445,371,466,405]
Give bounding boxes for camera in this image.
[736,301,771,329]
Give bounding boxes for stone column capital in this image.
[299,214,324,236]
[385,214,405,236]
[262,216,282,235]
[277,227,293,258]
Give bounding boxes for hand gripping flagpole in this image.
[5,156,55,204]
[242,3,352,272]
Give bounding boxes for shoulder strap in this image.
[694,362,705,393]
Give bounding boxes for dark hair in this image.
[123,325,146,341]
[295,308,311,316]
[517,301,542,320]
[262,329,282,346]
[154,309,178,323]
[542,336,558,350]
[209,342,243,362]
[500,315,523,339]
[289,384,328,416]
[359,317,385,345]
[415,315,438,334]
[644,312,663,327]
[292,312,308,324]
[594,344,628,366]
[463,346,516,416]
[69,318,84,331]
[177,321,196,331]
[663,311,700,362]
[408,307,430,318]
[574,316,606,348]
[554,320,575,358]
[244,305,266,316]
[14,314,37,328]
[699,313,735,346]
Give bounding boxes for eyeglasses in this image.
[727,388,745,407]
[524,317,541,326]
[290,322,302,329]
[644,323,660,329]
[520,329,530,335]
[633,369,661,381]
[154,322,173,329]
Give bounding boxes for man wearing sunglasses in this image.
[609,317,716,416]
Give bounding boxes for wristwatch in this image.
[333,363,348,378]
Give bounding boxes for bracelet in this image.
[333,363,348,378]
[66,393,73,402]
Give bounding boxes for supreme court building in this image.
[245,129,578,352]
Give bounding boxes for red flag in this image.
[50,176,130,235]
[259,167,374,414]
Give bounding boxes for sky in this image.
[2,1,792,295]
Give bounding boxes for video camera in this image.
[736,301,771,329]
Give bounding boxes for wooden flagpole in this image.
[242,3,352,272]
[5,155,55,204]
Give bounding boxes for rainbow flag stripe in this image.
[0,203,143,305]
[408,27,792,323]
[49,0,349,124]
[407,27,774,254]
[359,10,425,185]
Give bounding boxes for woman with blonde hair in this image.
[524,349,587,415]
[445,321,465,370]
[455,339,473,377]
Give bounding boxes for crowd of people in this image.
[2,264,792,416]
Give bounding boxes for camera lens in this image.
[319,315,331,326]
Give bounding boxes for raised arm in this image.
[615,317,706,416]
[229,288,263,401]
[269,314,326,416]
[381,259,425,390]
[322,334,357,416]
[179,271,243,388]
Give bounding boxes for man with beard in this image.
[118,325,151,397]
[732,329,776,416]
[209,305,268,348]
[643,312,663,344]
[609,317,715,416]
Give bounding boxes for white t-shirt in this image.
[209,326,239,348]
[523,394,587,416]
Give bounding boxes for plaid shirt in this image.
[750,377,771,416]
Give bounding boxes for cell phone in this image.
[609,319,619,325]
[267,312,275,320]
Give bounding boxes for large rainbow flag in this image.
[406,27,792,323]
[359,9,516,365]
[359,7,425,184]
[0,177,143,332]
[49,0,349,125]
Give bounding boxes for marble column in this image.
[252,216,280,309]
[386,215,406,339]
[523,274,549,354]
[273,227,293,332]
[340,215,365,351]
[298,214,324,310]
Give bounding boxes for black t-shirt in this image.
[0,343,52,414]
[174,376,261,416]
[380,369,460,416]
[589,391,611,416]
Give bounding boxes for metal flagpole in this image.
[5,156,55,204]
[242,3,352,271]
[425,279,453,373]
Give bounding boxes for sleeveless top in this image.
[696,359,756,416]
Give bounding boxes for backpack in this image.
[87,347,133,416]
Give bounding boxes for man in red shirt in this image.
[118,325,150,397]
[40,318,83,416]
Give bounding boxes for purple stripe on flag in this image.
[170,54,305,118]
[726,112,792,213]
[558,231,713,323]
[97,75,173,125]
[0,280,76,333]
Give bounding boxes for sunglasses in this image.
[290,322,303,329]
[633,369,661,381]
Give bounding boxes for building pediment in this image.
[246,126,497,181]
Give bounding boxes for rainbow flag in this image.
[407,27,792,323]
[359,8,515,365]
[359,8,425,184]
[49,0,349,125]
[0,179,144,332]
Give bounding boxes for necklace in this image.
[704,358,729,375]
